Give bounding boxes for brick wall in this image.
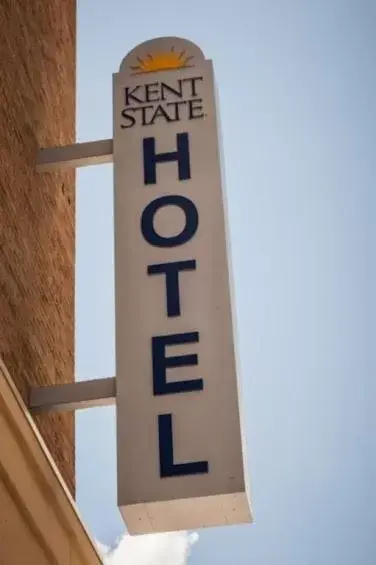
[0,0,76,494]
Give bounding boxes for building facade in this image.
[0,1,100,562]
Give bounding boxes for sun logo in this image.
[130,47,194,75]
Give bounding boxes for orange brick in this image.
[0,0,76,495]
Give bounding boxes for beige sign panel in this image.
[114,37,251,534]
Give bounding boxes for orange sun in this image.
[130,47,194,74]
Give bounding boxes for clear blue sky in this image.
[75,1,376,564]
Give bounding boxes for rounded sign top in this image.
[119,37,205,76]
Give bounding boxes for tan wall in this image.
[0,1,76,493]
[0,361,102,565]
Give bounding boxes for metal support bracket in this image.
[29,377,116,414]
[33,139,117,414]
[37,138,114,172]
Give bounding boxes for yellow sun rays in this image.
[130,47,194,75]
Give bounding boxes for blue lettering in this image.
[143,133,191,185]
[141,195,198,248]
[147,260,196,317]
[158,413,209,478]
[152,332,203,395]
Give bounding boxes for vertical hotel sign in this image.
[114,37,251,534]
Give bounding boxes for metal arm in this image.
[29,377,116,413]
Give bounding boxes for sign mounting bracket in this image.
[37,138,114,172]
[29,377,116,414]
[32,140,115,414]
